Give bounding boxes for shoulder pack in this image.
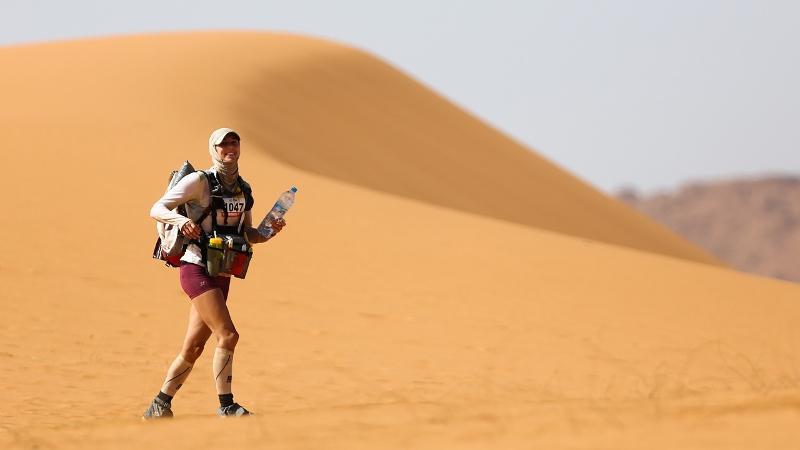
[152,161,254,278]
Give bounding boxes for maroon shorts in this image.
[179,263,231,300]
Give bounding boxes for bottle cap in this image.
[290,186,297,193]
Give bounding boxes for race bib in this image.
[218,194,247,225]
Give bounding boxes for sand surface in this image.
[1,32,798,449]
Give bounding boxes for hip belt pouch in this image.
[217,235,252,279]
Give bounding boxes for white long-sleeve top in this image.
[150,168,253,266]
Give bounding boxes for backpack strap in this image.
[239,178,254,211]
[185,203,214,248]
[184,171,217,249]
[202,170,224,234]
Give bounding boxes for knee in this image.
[218,330,239,350]
[183,344,205,363]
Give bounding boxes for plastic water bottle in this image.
[206,236,224,277]
[223,236,237,272]
[258,186,297,238]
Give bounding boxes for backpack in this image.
[152,160,254,270]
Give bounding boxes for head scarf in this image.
[208,127,241,193]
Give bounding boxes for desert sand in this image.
[1,32,798,449]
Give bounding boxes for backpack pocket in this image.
[153,222,188,267]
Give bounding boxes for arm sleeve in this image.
[150,173,202,229]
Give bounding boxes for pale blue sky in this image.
[2,1,798,193]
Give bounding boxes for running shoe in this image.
[142,397,173,420]
[218,403,253,417]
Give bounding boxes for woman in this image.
[143,128,285,419]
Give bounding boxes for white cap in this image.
[209,127,240,147]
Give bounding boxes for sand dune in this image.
[1,32,798,449]
[0,31,720,266]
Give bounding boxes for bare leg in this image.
[189,287,241,405]
[143,300,218,419]
[155,301,217,400]
[180,303,214,363]
[144,283,242,419]
[189,288,239,351]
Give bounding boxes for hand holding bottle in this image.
[258,187,296,238]
[268,218,286,235]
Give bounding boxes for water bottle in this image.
[258,186,297,238]
[206,236,224,277]
[223,236,237,272]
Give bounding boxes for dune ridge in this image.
[1,32,798,449]
[229,35,724,266]
[0,31,721,265]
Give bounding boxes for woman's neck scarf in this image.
[208,127,241,193]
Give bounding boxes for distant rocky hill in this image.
[618,176,800,282]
